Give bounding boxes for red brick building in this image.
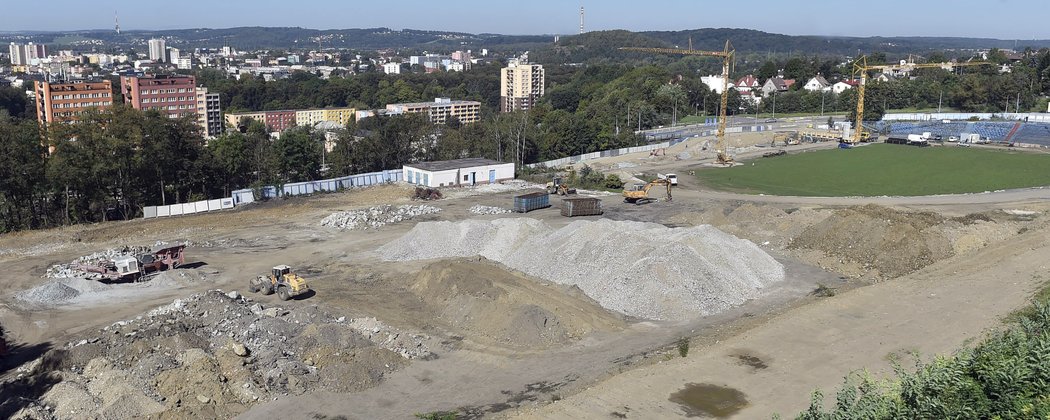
[34,80,114,124]
[121,74,198,119]
[263,110,297,132]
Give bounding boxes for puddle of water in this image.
[668,383,749,418]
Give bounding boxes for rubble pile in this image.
[11,291,428,419]
[44,245,155,279]
[320,205,441,230]
[468,205,512,215]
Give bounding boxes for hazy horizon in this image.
[1,0,1046,40]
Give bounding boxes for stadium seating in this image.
[1008,123,1050,146]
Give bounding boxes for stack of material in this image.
[320,205,440,230]
[468,205,513,215]
[379,218,785,321]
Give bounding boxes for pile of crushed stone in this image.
[44,245,156,279]
[379,218,785,321]
[320,205,440,230]
[468,204,512,215]
[8,290,434,419]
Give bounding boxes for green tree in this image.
[273,127,324,182]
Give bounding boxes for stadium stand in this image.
[1008,123,1050,147]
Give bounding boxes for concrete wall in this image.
[143,198,234,219]
[230,169,403,204]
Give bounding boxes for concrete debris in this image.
[17,271,209,309]
[379,218,785,321]
[615,162,639,169]
[44,245,162,279]
[17,291,420,419]
[676,152,693,160]
[320,205,441,230]
[345,317,435,359]
[468,204,512,215]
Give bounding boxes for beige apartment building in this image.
[500,62,544,113]
[386,98,480,124]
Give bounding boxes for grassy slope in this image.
[695,144,1050,196]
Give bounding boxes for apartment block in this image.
[385,98,481,124]
[34,80,114,124]
[121,74,198,119]
[9,42,47,66]
[227,107,356,133]
[148,39,166,62]
[195,87,222,138]
[500,62,544,113]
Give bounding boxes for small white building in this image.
[831,81,857,94]
[383,62,401,74]
[403,158,515,188]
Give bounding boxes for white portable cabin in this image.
[403,158,515,188]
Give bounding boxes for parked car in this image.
[947,136,958,142]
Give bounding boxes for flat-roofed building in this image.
[34,80,114,124]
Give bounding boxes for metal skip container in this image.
[514,192,551,213]
[561,197,603,217]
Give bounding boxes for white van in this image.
[658,173,679,186]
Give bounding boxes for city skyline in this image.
[1,0,1046,40]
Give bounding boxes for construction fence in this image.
[230,169,404,204]
[143,198,235,219]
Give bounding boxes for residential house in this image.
[761,77,795,97]
[803,75,831,92]
[831,80,859,94]
[734,75,760,93]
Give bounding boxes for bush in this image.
[413,187,443,200]
[794,300,1050,419]
[677,337,690,358]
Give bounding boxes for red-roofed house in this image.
[832,80,860,94]
[761,77,796,97]
[735,74,760,93]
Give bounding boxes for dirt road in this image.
[511,211,1050,419]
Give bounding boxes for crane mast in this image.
[620,40,735,164]
[850,57,991,144]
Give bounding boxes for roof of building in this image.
[405,158,508,172]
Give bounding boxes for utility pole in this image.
[772,91,777,121]
[938,91,943,113]
[820,91,826,116]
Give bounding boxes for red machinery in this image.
[76,245,186,282]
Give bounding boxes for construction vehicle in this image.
[249,265,310,301]
[848,57,991,144]
[546,176,577,195]
[76,245,186,282]
[622,179,672,204]
[620,41,735,165]
[774,132,800,146]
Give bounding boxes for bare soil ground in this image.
[3,132,1049,419]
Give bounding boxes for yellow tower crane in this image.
[849,57,992,144]
[620,41,735,164]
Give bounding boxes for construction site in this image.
[4,37,1050,418]
[1,120,1049,419]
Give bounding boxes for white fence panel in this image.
[169,205,182,216]
[207,199,222,211]
[194,201,209,213]
[144,206,158,218]
[182,203,196,215]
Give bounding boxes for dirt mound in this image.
[381,219,785,321]
[13,291,414,419]
[789,204,954,278]
[410,258,625,349]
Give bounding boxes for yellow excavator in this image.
[249,265,310,301]
[622,179,672,204]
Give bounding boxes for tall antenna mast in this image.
[579,6,585,34]
[114,11,120,34]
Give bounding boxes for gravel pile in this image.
[379,218,785,321]
[320,205,441,230]
[13,290,432,419]
[468,204,512,215]
[17,281,81,304]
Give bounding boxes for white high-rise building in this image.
[168,47,180,64]
[8,42,25,65]
[500,57,544,113]
[148,39,166,62]
[382,62,401,74]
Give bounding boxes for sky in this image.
[1,0,1045,40]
